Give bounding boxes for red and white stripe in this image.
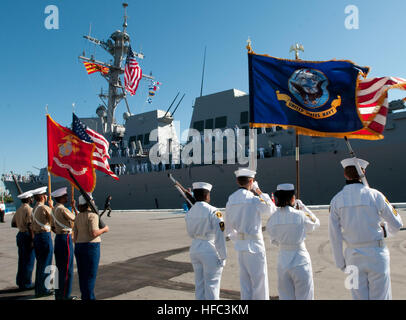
[357,77,406,135]
[86,127,119,180]
[124,58,142,96]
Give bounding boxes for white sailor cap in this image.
[234,167,256,178]
[341,158,369,169]
[192,182,212,191]
[51,187,67,198]
[276,183,295,191]
[31,186,48,195]
[17,191,33,199]
[78,193,93,205]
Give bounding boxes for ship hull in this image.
[5,140,406,210]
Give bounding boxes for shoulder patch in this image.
[385,197,398,216]
[216,211,223,219]
[219,221,225,232]
[305,213,316,223]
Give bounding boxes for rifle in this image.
[168,174,195,208]
[11,171,23,194]
[344,137,369,187]
[10,171,23,228]
[67,169,106,228]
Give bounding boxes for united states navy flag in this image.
[248,52,370,138]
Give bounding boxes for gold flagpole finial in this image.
[246,37,253,53]
[289,43,304,60]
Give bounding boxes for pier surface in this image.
[0,208,405,300]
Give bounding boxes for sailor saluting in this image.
[51,187,76,300]
[329,158,403,300]
[225,168,276,300]
[266,183,320,300]
[184,182,227,300]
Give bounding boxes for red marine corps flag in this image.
[47,114,96,192]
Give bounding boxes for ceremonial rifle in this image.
[168,174,195,208]
[10,171,23,228]
[11,171,23,194]
[344,137,369,187]
[67,169,106,228]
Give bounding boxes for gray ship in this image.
[4,4,406,210]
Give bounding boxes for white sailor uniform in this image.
[329,183,403,300]
[185,201,227,300]
[225,188,276,300]
[266,200,319,300]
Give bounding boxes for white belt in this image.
[279,242,306,251]
[346,239,385,249]
[52,212,72,232]
[33,205,51,232]
[194,235,215,241]
[236,233,262,240]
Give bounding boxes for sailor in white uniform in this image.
[266,183,320,300]
[225,168,276,300]
[329,158,403,300]
[185,182,227,300]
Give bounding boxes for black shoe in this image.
[35,290,54,298]
[18,284,35,291]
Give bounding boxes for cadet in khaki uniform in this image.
[73,194,109,300]
[51,187,76,300]
[12,191,36,290]
[31,186,54,297]
[185,182,227,300]
[266,183,320,300]
[225,168,277,300]
[329,158,403,300]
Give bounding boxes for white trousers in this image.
[238,250,269,300]
[190,251,223,300]
[277,263,314,300]
[344,246,392,300]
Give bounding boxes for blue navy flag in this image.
[248,52,370,137]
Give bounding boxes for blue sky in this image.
[1,0,406,184]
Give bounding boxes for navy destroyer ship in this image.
[4,4,406,209]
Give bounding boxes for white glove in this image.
[295,199,305,210]
[251,181,259,192]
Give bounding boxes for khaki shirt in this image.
[13,203,33,233]
[32,204,53,233]
[52,203,75,234]
[73,209,101,243]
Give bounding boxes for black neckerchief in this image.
[346,179,362,185]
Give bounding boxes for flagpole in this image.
[246,38,257,171]
[45,105,52,202]
[290,44,304,200]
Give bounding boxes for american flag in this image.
[72,113,119,180]
[353,77,406,138]
[124,45,142,95]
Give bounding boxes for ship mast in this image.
[79,3,153,140]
